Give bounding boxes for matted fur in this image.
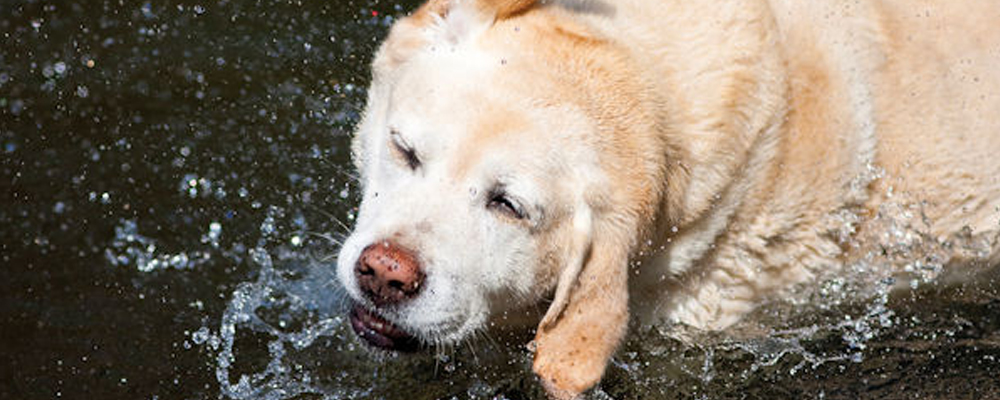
[338,0,1000,398]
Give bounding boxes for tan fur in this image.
[351,0,1000,398]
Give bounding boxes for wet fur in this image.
[339,0,1000,398]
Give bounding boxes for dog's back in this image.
[577,0,1000,328]
[584,0,1000,235]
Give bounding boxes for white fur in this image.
[339,3,1000,393]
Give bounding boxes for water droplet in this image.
[204,222,223,247]
[260,217,275,236]
[191,326,211,345]
[9,99,23,115]
[526,340,538,353]
[140,2,154,17]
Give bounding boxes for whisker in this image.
[433,345,443,375]
[480,328,502,355]
[305,203,355,233]
[318,158,361,183]
[464,334,481,367]
[303,230,344,246]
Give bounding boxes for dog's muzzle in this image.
[348,241,424,351]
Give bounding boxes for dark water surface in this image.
[3,1,1000,399]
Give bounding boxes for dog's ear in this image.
[475,0,537,19]
[373,0,538,74]
[419,0,536,21]
[533,208,629,399]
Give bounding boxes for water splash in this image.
[105,219,213,272]
[189,172,1000,400]
[198,247,343,399]
[614,171,1000,397]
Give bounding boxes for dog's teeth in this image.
[356,306,411,339]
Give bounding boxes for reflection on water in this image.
[2,1,999,399]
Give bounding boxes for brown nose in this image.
[355,241,425,306]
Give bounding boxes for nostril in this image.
[388,280,404,290]
[358,262,375,276]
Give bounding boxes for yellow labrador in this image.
[336,0,1000,397]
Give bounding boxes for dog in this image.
[335,0,1000,397]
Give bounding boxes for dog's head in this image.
[337,0,643,394]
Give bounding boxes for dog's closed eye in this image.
[390,129,421,170]
[487,188,527,220]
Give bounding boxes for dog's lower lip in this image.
[348,304,419,352]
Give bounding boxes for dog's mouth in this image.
[349,304,420,352]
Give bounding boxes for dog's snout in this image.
[355,241,425,306]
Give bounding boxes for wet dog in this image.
[336,0,1000,397]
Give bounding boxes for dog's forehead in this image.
[386,52,564,161]
[387,43,517,120]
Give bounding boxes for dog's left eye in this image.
[488,191,526,220]
[390,130,420,170]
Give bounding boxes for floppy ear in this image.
[533,209,630,399]
[538,208,592,330]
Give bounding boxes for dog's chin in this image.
[349,304,420,352]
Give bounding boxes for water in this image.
[3,1,999,399]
